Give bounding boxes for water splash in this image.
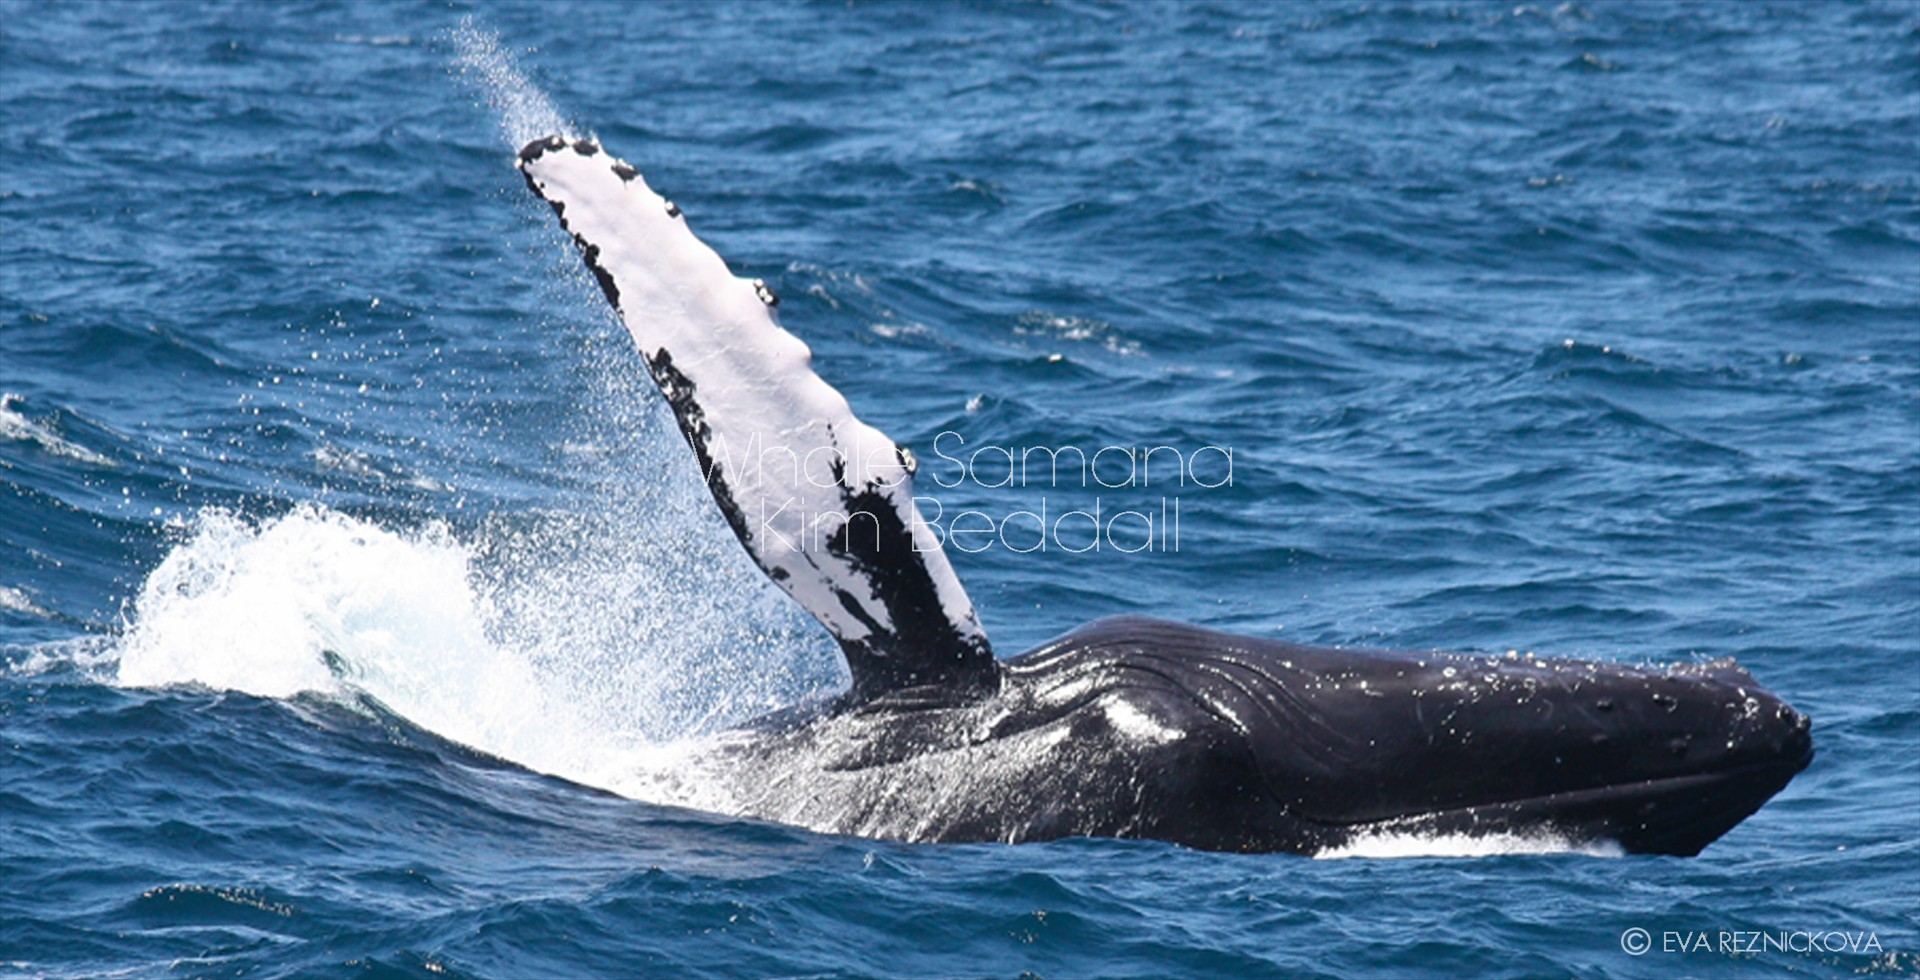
[451,20,574,149]
[111,507,739,805]
[109,24,845,801]
[447,14,846,742]
[118,509,495,703]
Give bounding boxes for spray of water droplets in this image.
[108,20,847,815]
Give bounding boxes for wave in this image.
[107,506,813,817]
[0,392,113,467]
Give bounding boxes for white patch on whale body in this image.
[1101,696,1183,745]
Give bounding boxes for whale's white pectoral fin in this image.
[517,136,997,700]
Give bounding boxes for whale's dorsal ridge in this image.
[517,136,997,701]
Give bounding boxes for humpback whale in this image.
[515,135,1812,856]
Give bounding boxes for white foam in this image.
[0,393,112,466]
[6,636,116,679]
[111,507,635,792]
[1316,828,1624,860]
[0,586,52,619]
[118,508,486,701]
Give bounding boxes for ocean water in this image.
[2,1,1915,976]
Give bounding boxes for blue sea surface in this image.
[2,2,1916,977]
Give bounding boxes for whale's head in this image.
[1031,616,1813,856]
[1290,650,1816,855]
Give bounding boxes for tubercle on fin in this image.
[517,135,606,162]
[516,134,567,164]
